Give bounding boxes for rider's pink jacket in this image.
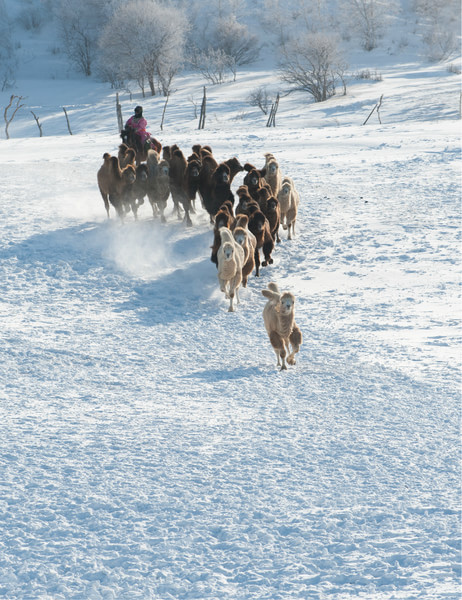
[125,115,150,144]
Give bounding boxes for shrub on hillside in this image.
[278,32,348,102]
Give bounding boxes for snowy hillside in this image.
[0,4,461,600]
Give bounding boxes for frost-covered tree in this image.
[260,0,300,45]
[260,0,340,46]
[278,32,348,102]
[412,0,459,23]
[17,0,46,31]
[0,0,17,90]
[184,0,258,56]
[185,12,260,84]
[188,47,236,84]
[422,27,458,61]
[340,0,395,51]
[184,3,260,83]
[98,0,188,96]
[54,0,111,76]
[412,0,460,61]
[209,15,261,66]
[180,0,248,26]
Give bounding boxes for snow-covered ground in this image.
[0,16,461,600]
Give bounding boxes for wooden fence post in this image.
[160,94,169,131]
[363,94,384,125]
[63,107,72,135]
[198,86,206,129]
[116,93,123,132]
[376,94,383,124]
[266,102,274,127]
[266,93,279,127]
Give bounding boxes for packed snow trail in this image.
[0,123,460,599]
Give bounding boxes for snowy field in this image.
[0,24,461,600]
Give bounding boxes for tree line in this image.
[0,0,460,104]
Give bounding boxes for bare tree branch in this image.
[4,95,25,139]
[31,110,43,137]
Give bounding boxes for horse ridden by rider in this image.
[121,105,161,164]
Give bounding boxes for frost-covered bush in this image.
[446,63,461,74]
[412,0,460,61]
[247,86,273,115]
[17,3,45,31]
[340,0,397,51]
[188,47,236,84]
[354,68,383,81]
[423,27,458,62]
[278,32,348,102]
